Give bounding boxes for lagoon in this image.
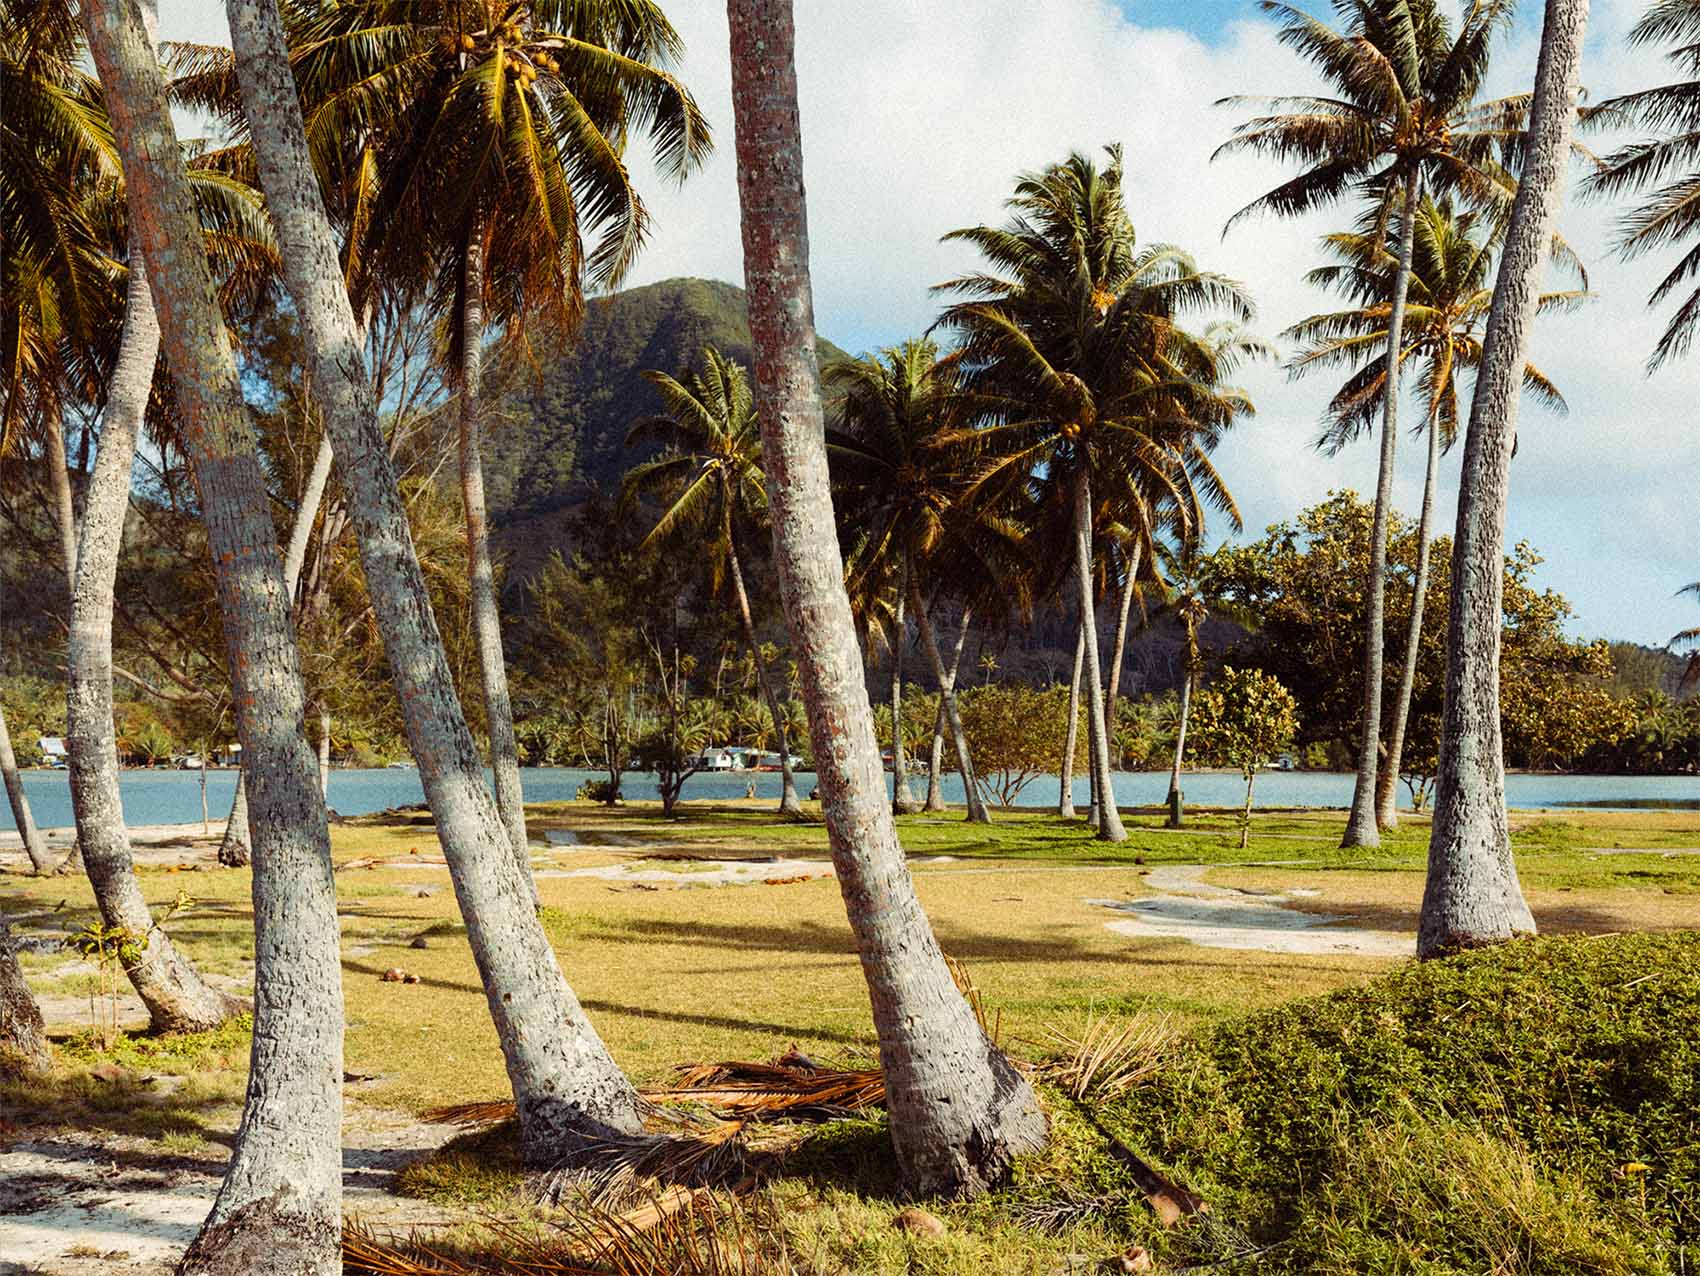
[4,765,1697,832]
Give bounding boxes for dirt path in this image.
[1088,864,1412,957]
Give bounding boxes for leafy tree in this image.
[958,683,1084,806]
[1220,0,1526,848]
[1188,666,1300,848]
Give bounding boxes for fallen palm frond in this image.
[533,1120,796,1208]
[343,1191,810,1275]
[661,1058,884,1121]
[1013,1186,1118,1234]
[1028,1011,1178,1101]
[944,952,1002,1045]
[426,1101,520,1129]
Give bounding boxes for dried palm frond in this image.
[944,953,1002,1045]
[532,1120,795,1208]
[1012,1186,1118,1234]
[661,1059,885,1121]
[425,1101,520,1129]
[1028,1012,1178,1101]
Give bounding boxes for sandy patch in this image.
[0,1104,469,1276]
[1090,864,1411,957]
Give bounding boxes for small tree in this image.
[959,684,1085,807]
[1189,667,1299,848]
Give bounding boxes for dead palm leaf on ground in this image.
[1027,1012,1178,1101]
[533,1119,799,1208]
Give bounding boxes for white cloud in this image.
[157,0,1698,645]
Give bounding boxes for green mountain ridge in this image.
[485,276,849,537]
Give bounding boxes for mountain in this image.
[483,277,849,532]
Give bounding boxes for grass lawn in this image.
[3,798,1696,1273]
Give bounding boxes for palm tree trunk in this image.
[890,558,918,814]
[1166,653,1195,828]
[317,709,331,799]
[1420,0,1585,958]
[1376,401,1443,828]
[220,431,335,867]
[1342,167,1421,849]
[1,909,50,1072]
[923,611,970,812]
[63,221,239,1030]
[1057,623,1085,818]
[1072,473,1127,841]
[85,1,342,1267]
[44,416,80,584]
[726,522,802,816]
[456,231,534,901]
[1240,769,1255,850]
[1103,545,1142,771]
[0,705,53,874]
[226,0,643,1169]
[909,586,989,824]
[728,0,1046,1194]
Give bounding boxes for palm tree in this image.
[7,0,267,1026]
[0,909,50,1071]
[1585,0,1700,367]
[211,0,651,1169]
[622,345,803,816]
[826,338,994,821]
[726,0,1046,1195]
[222,0,713,870]
[937,147,1256,842]
[1286,195,1581,826]
[1419,0,1590,959]
[81,0,343,1261]
[1672,582,1700,691]
[1219,0,1525,848]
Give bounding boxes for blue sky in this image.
[159,0,1698,650]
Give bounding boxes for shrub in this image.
[576,778,621,803]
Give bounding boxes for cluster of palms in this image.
[2,0,1697,1265]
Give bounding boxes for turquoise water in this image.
[5,765,1696,831]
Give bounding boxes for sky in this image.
[156,0,1699,648]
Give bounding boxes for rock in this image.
[402,973,421,985]
[892,1207,946,1238]
[409,936,430,949]
[380,968,405,982]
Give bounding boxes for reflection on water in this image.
[6,764,1698,831]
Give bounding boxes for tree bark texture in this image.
[0,910,51,1072]
[1072,474,1126,841]
[220,431,335,866]
[0,704,53,874]
[1342,165,1421,850]
[81,3,344,1270]
[457,232,533,892]
[1376,402,1443,828]
[1420,0,1585,958]
[922,611,970,813]
[225,0,642,1165]
[45,415,81,585]
[1166,662,1195,827]
[1057,622,1085,818]
[728,0,1046,1195]
[1103,548,1141,754]
[889,559,918,814]
[910,586,989,823]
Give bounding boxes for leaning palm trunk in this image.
[1376,403,1443,828]
[0,705,53,874]
[225,0,644,1170]
[728,0,1046,1194]
[889,561,918,814]
[1103,552,1141,751]
[1166,654,1196,828]
[726,526,802,816]
[457,231,533,897]
[44,416,80,584]
[923,609,971,812]
[64,221,238,1031]
[1057,623,1085,818]
[1,909,50,1071]
[1071,474,1127,841]
[909,587,990,824]
[1420,0,1585,957]
[1342,167,1421,850]
[219,432,335,867]
[84,0,343,1268]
